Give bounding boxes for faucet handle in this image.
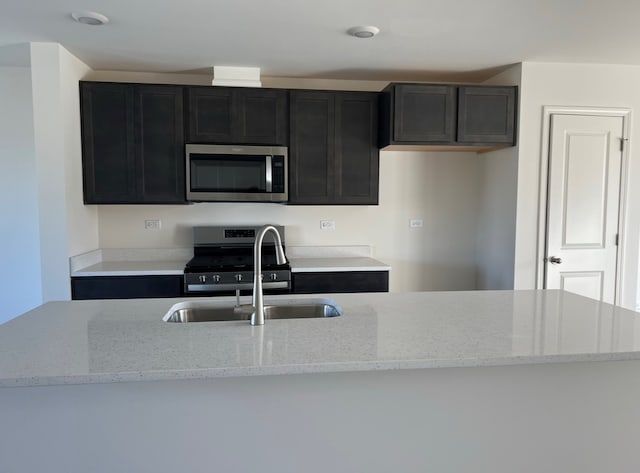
[233,304,255,316]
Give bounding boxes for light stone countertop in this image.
[69,248,390,276]
[69,248,192,277]
[71,260,188,276]
[70,258,389,276]
[2,290,640,388]
[289,257,390,273]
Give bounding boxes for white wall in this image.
[29,43,96,303]
[475,147,518,289]
[515,62,640,310]
[0,43,95,321]
[475,65,521,290]
[30,43,71,301]
[59,47,97,257]
[0,58,42,322]
[97,150,482,292]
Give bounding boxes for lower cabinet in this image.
[71,271,390,299]
[71,276,184,300]
[291,271,389,294]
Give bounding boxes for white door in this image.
[545,113,624,303]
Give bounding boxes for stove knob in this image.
[199,275,207,283]
[270,273,278,281]
[235,274,243,282]
[212,274,221,283]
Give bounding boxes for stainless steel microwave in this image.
[185,144,288,202]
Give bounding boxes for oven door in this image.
[184,271,291,296]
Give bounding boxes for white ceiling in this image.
[2,0,640,81]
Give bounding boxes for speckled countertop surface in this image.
[289,257,390,272]
[2,290,640,387]
[70,257,390,276]
[71,260,188,276]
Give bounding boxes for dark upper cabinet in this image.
[81,82,136,203]
[335,93,379,204]
[185,87,233,142]
[289,90,379,205]
[80,81,186,204]
[134,85,185,203]
[385,84,456,143]
[457,86,516,144]
[379,83,517,148]
[186,86,288,145]
[289,91,334,203]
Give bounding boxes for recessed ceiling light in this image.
[71,11,110,26]
[347,26,380,39]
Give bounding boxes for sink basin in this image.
[163,298,342,323]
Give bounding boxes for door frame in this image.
[536,106,631,305]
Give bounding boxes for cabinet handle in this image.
[548,256,562,264]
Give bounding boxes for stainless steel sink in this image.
[163,299,342,323]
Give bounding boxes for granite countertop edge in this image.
[2,351,640,388]
[71,257,391,277]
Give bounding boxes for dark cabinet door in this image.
[379,83,517,148]
[71,275,184,300]
[289,90,379,205]
[457,86,516,144]
[292,271,389,294]
[134,85,185,203]
[236,88,288,144]
[186,87,234,143]
[289,91,335,204]
[335,93,379,204]
[81,83,136,203]
[186,86,287,145]
[80,81,186,204]
[393,84,456,143]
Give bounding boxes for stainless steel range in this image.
[183,226,291,295]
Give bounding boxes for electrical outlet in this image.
[320,220,336,230]
[409,219,424,228]
[144,219,161,230]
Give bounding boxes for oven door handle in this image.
[185,281,290,293]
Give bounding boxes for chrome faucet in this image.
[251,225,287,326]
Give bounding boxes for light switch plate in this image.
[409,219,424,228]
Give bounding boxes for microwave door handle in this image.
[265,155,273,192]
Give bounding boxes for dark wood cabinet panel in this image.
[71,275,183,300]
[292,271,389,294]
[186,86,287,145]
[186,87,234,142]
[80,82,186,204]
[81,83,136,203]
[289,90,379,205]
[393,84,456,143]
[335,93,379,204]
[289,91,334,203]
[134,85,185,202]
[236,88,288,144]
[457,86,516,144]
[379,82,517,149]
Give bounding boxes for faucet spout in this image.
[251,225,287,325]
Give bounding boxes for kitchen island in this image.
[2,290,640,472]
